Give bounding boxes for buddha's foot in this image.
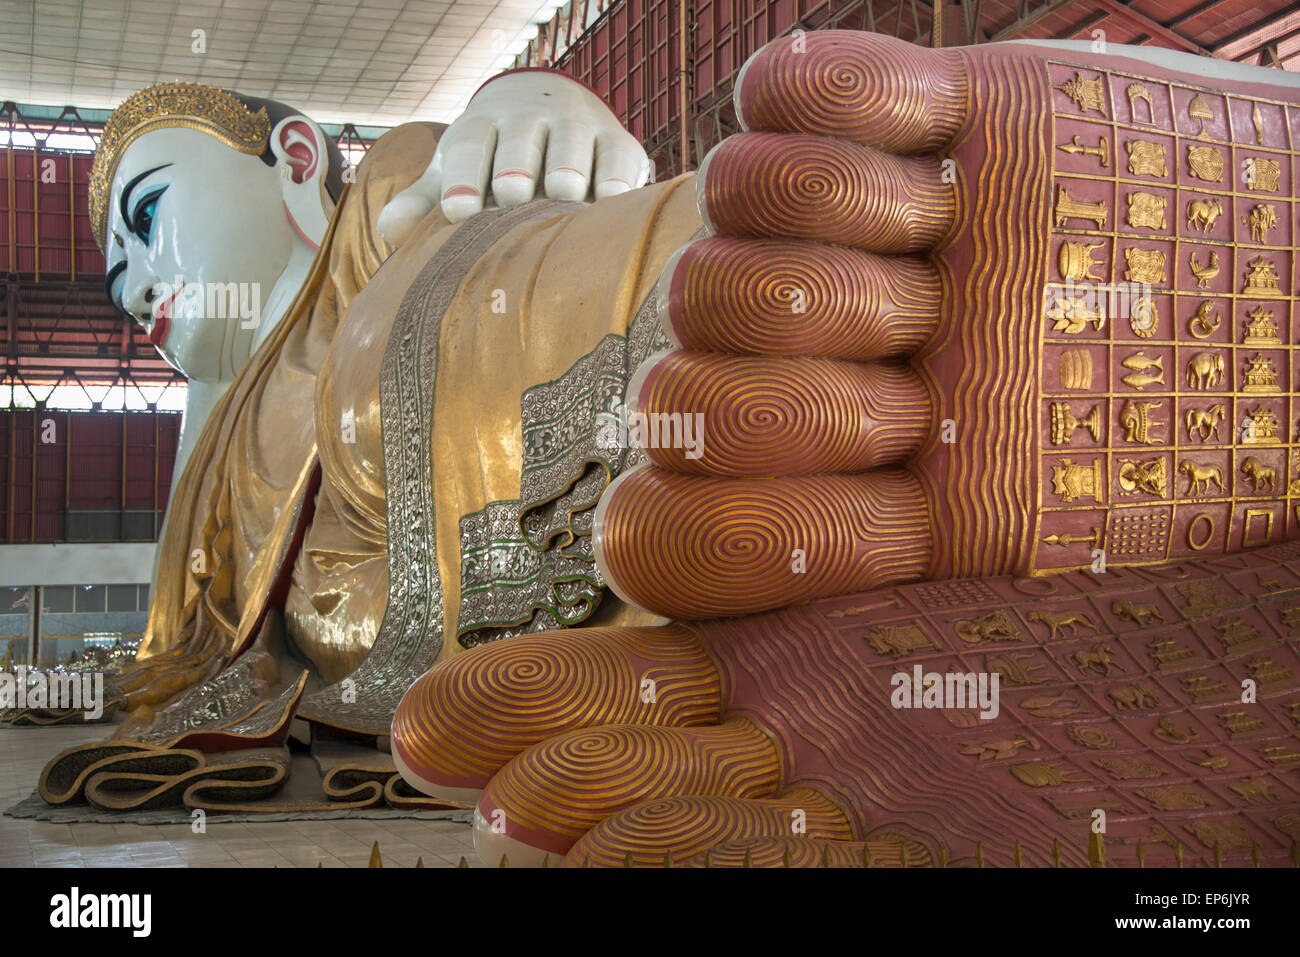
[594,30,1300,616]
[395,31,1300,866]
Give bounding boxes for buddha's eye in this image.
[132,187,166,244]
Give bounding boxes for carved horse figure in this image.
[1185,404,1225,441]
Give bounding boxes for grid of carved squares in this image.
[1038,62,1299,570]
[835,559,1300,859]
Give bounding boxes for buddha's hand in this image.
[392,32,1300,866]
[377,69,652,243]
[595,30,1300,619]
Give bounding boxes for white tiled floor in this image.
[0,724,479,868]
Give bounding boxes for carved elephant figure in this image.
[1186,197,1222,232]
[1186,351,1224,389]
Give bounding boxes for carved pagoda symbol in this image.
[1057,72,1107,115]
[1242,256,1282,297]
[1243,307,1279,346]
[1242,353,1279,394]
[1242,405,1279,445]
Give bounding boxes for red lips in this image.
[150,283,181,348]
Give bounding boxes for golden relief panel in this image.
[1039,63,1298,576]
[1127,140,1168,177]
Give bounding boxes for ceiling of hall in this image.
[0,0,566,126]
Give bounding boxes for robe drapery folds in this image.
[131,120,702,739]
[133,124,445,695]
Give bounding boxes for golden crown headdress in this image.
[89,82,270,251]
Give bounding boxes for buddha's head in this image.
[92,83,347,381]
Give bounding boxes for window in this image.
[0,586,31,614]
[42,586,73,613]
[107,585,139,613]
[74,585,107,614]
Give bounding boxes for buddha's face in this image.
[103,127,296,381]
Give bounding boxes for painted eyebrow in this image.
[103,260,131,316]
[103,260,126,301]
[118,163,173,232]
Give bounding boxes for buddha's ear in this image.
[270,115,333,249]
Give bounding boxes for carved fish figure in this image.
[1121,352,1162,372]
[1123,369,1165,389]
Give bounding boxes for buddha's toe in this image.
[682,835,932,868]
[564,788,854,867]
[658,236,940,359]
[474,718,778,866]
[628,349,930,476]
[390,625,721,804]
[734,31,967,152]
[698,132,954,252]
[594,466,933,619]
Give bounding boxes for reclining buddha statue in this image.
[30,29,1300,867]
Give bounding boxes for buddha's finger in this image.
[627,350,929,476]
[473,718,779,866]
[376,154,443,246]
[697,132,954,253]
[594,466,933,619]
[390,624,721,805]
[435,115,497,222]
[658,236,939,359]
[564,788,853,867]
[488,115,547,208]
[542,119,596,202]
[593,129,652,200]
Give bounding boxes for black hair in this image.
[230,91,348,201]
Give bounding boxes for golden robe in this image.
[133,120,701,737]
